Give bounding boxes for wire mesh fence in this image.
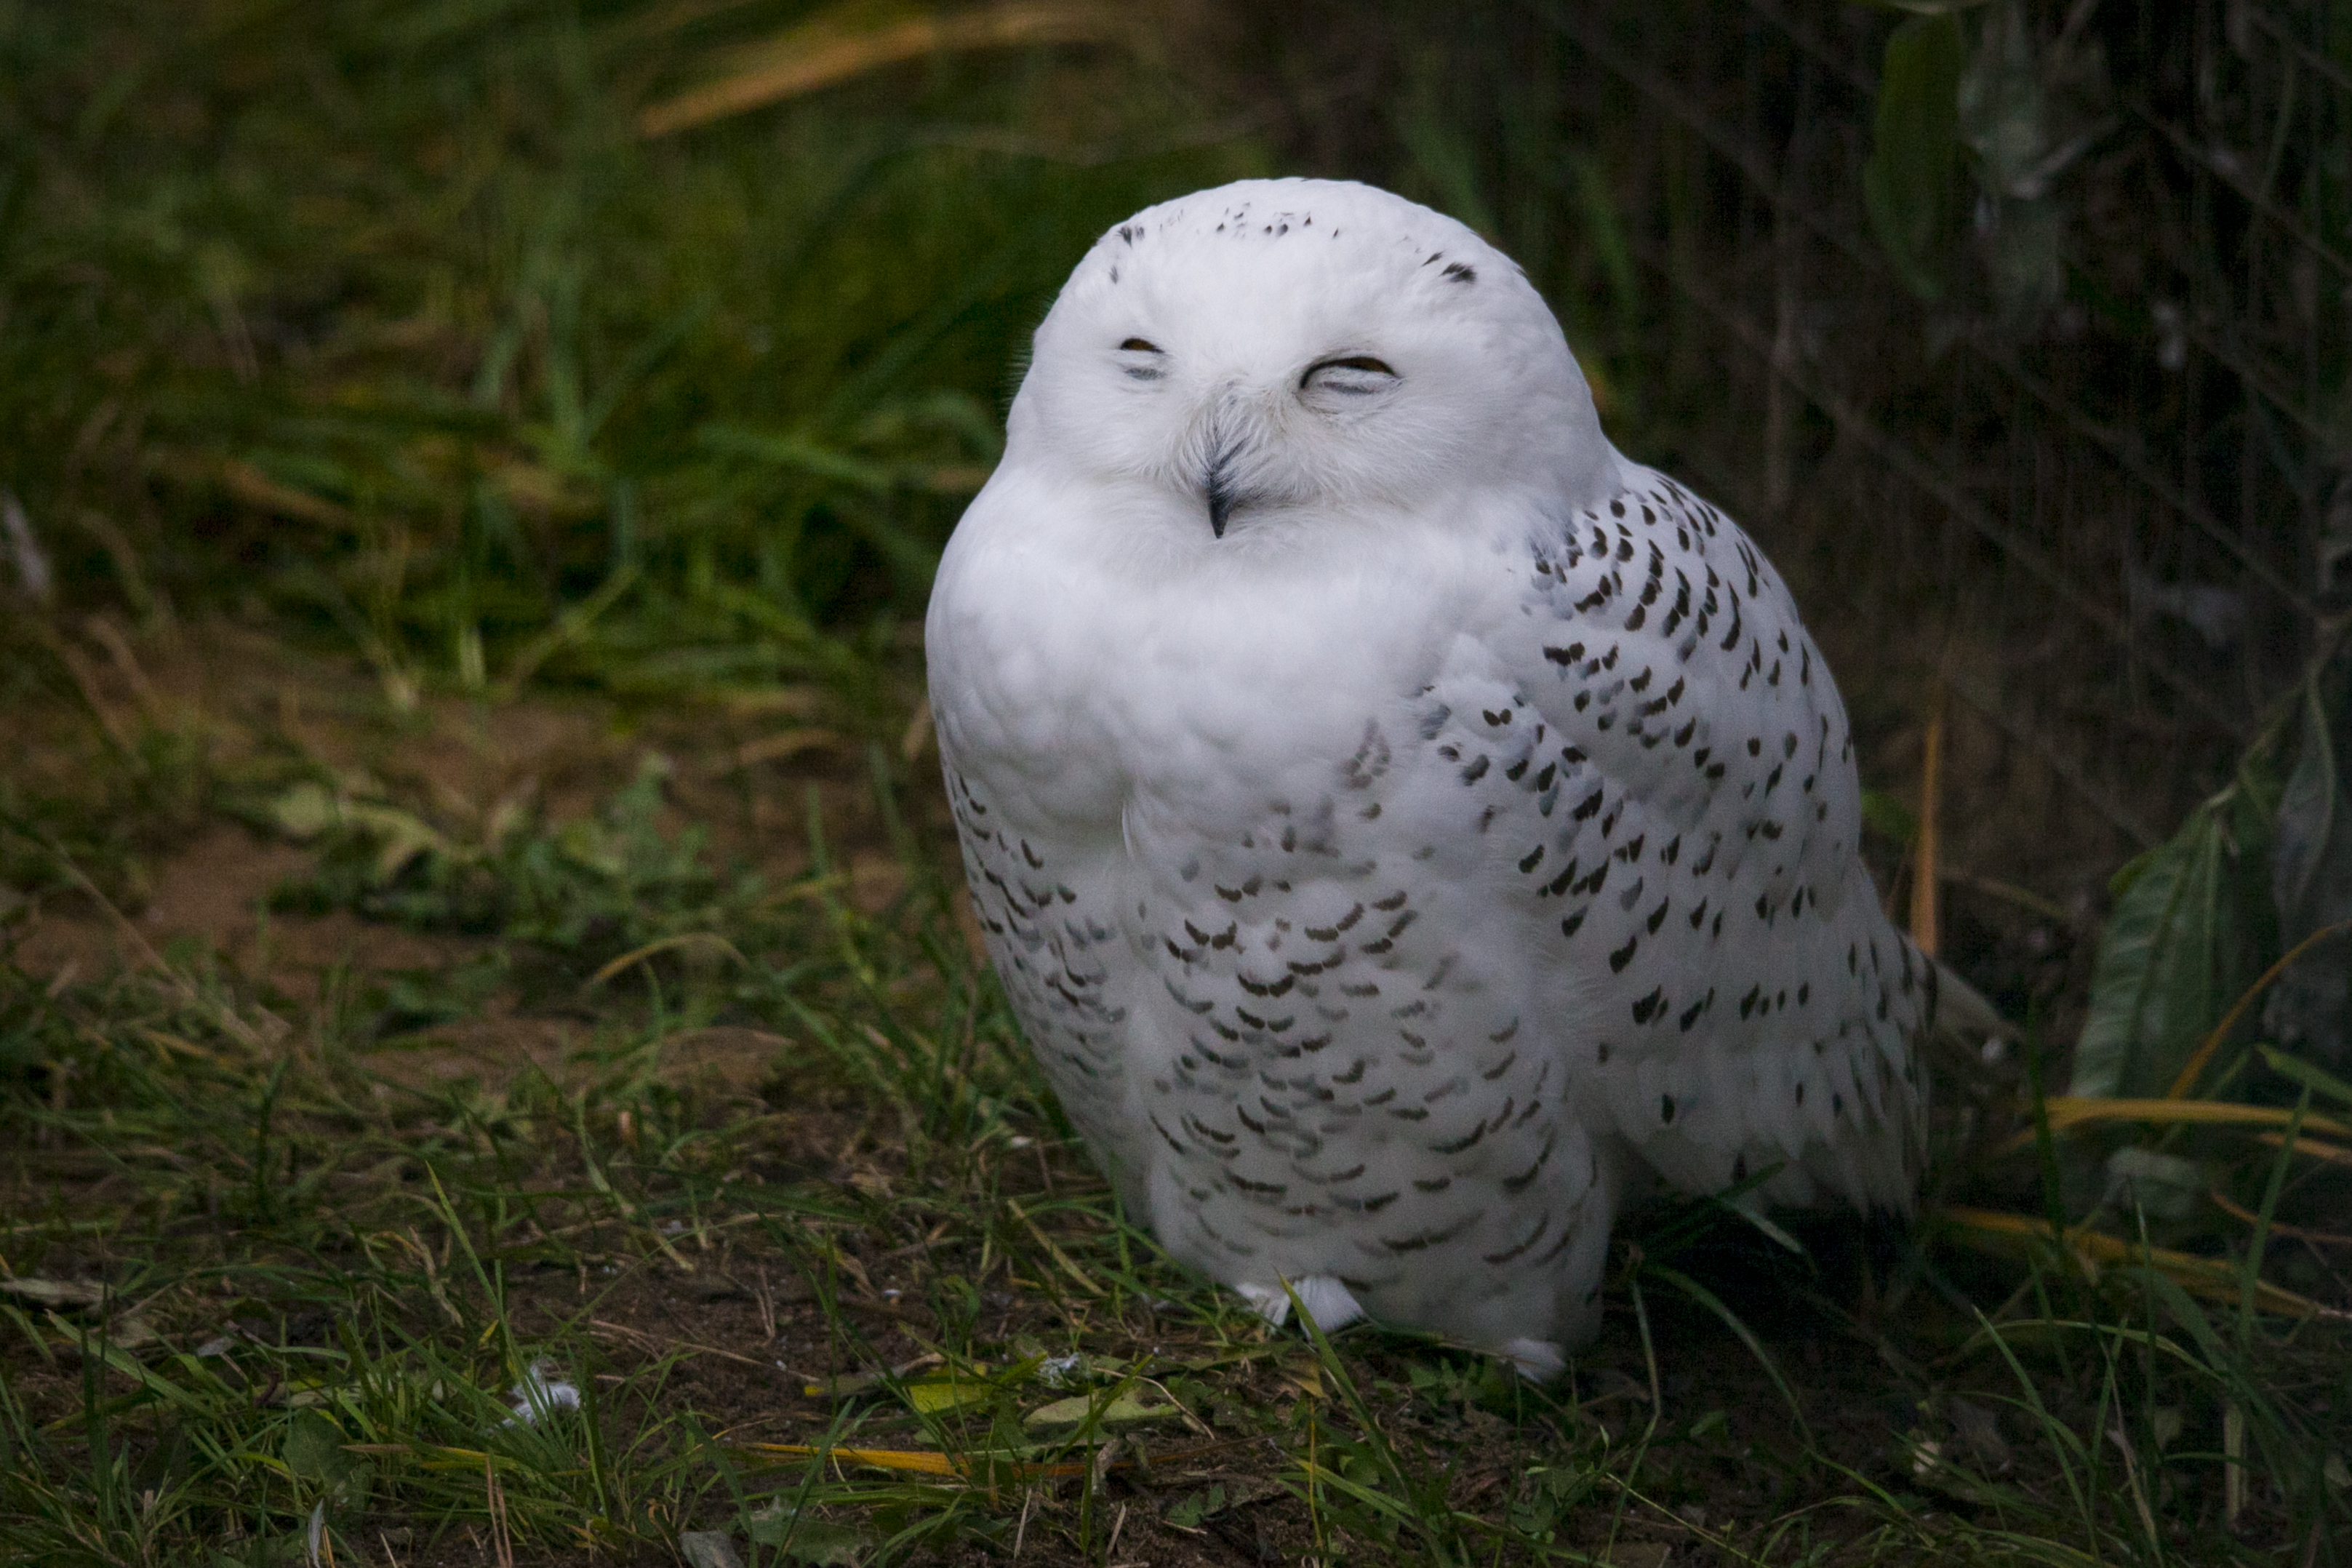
[1611,1,2335,820]
[1247,0,2349,1028]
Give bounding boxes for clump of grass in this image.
[1,1,1259,705]
[263,753,743,960]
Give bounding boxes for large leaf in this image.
[283,1411,356,1489]
[2271,669,2352,1067]
[747,1503,873,1566]
[1863,14,1965,302]
[2073,769,2279,1098]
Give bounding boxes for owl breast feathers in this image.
[926,177,1929,1376]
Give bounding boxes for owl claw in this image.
[1235,1281,1292,1326]
[1236,1276,1366,1333]
[1497,1337,1566,1381]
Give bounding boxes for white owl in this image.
[925,178,1931,1377]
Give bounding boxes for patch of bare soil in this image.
[4,617,935,998]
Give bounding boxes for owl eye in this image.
[1116,337,1166,381]
[1300,355,1399,396]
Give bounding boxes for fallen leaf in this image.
[902,1375,995,1415]
[0,1277,109,1309]
[1599,1543,1672,1568]
[679,1529,748,1568]
[745,1503,871,1565]
[1024,1390,1182,1431]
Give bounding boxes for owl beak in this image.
[1206,471,1236,539]
[1202,424,1244,539]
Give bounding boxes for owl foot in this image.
[1234,1276,1366,1333]
[1496,1337,1566,1381]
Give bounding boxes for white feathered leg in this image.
[1497,1337,1567,1380]
[1235,1276,1367,1333]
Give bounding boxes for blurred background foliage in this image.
[0,0,1263,703]
[3,0,2351,1105]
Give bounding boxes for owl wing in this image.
[1423,463,1929,1212]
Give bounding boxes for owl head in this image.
[1008,178,1617,544]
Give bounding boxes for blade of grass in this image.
[1942,1206,2346,1320]
[2164,920,2352,1099]
[2239,1091,2308,1351]
[1641,1263,1814,1448]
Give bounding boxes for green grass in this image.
[1,668,2347,1567]
[0,0,1258,697]
[4,3,2351,1564]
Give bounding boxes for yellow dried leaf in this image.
[639,2,1138,137]
[2011,1097,2352,1148]
[1940,1206,2348,1320]
[740,1443,959,1475]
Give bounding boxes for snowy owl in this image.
[926,178,1930,1376]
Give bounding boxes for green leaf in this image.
[2073,777,2278,1098]
[345,802,448,882]
[281,1411,353,1489]
[899,1374,994,1415]
[2271,672,2352,1063]
[268,781,337,840]
[1862,14,1965,302]
[554,818,627,879]
[1023,1389,1181,1431]
[2258,1044,2352,1110]
[745,1504,871,1565]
